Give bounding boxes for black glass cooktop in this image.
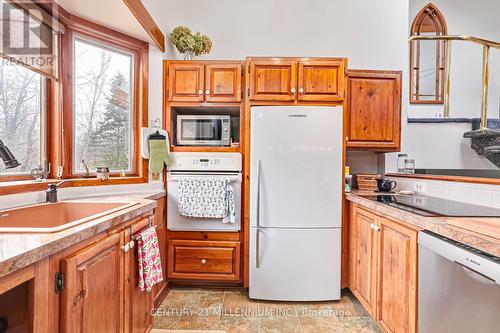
[360,194,500,217]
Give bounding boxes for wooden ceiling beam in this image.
[123,0,165,52]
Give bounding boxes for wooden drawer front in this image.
[297,60,345,101]
[249,60,297,101]
[168,240,240,281]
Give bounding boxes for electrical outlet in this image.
[56,166,63,178]
[413,181,426,193]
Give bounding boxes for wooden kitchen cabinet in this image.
[348,205,378,316]
[297,60,345,101]
[168,63,205,102]
[60,232,125,333]
[205,63,242,102]
[376,216,418,333]
[249,59,297,101]
[349,204,419,333]
[247,57,346,102]
[167,61,243,103]
[168,239,241,281]
[346,70,402,151]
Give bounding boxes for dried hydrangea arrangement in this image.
[170,26,212,60]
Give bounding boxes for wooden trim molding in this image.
[123,0,165,52]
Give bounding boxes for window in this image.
[0,61,45,175]
[72,37,134,174]
[410,3,448,104]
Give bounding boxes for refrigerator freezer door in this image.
[249,227,341,301]
[250,106,343,228]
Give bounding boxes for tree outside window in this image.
[73,38,134,174]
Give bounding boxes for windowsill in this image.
[0,176,148,196]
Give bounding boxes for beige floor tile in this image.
[185,289,226,315]
[223,290,260,316]
[159,289,193,309]
[298,315,343,333]
[175,314,222,330]
[295,301,332,317]
[219,315,259,333]
[153,314,181,330]
[337,317,382,332]
[259,316,302,333]
[259,301,297,317]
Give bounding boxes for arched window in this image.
[410,3,448,104]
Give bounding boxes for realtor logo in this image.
[0,0,59,75]
[1,0,53,55]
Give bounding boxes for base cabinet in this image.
[349,204,418,333]
[60,233,125,333]
[376,217,418,333]
[59,217,156,333]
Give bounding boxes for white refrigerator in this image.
[249,106,343,301]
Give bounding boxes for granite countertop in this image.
[346,191,500,257]
[0,190,165,279]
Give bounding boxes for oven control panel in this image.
[169,152,242,172]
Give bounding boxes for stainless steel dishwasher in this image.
[418,230,500,333]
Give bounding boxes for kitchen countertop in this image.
[0,190,166,279]
[346,191,500,257]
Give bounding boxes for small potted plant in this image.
[170,26,212,60]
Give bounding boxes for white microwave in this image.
[176,115,231,146]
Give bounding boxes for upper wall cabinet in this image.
[249,59,297,101]
[168,63,205,102]
[248,58,346,102]
[346,70,402,151]
[167,61,242,103]
[297,60,345,102]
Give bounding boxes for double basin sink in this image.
[0,200,138,233]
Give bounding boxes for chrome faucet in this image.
[46,181,66,203]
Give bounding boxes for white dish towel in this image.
[178,177,236,223]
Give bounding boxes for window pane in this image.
[73,38,134,173]
[0,62,43,174]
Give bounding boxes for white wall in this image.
[390,0,500,172]
[145,0,409,70]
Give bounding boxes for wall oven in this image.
[177,115,231,146]
[167,152,241,232]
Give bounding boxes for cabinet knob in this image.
[198,89,203,95]
[201,259,207,264]
[205,89,210,95]
[291,88,296,94]
[121,244,130,253]
[299,88,304,94]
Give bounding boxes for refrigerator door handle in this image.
[256,228,261,268]
[256,159,261,268]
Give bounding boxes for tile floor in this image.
[153,288,381,332]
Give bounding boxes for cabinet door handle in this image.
[291,88,296,94]
[121,244,130,253]
[198,89,203,95]
[299,88,304,94]
[201,259,207,264]
[205,89,210,95]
